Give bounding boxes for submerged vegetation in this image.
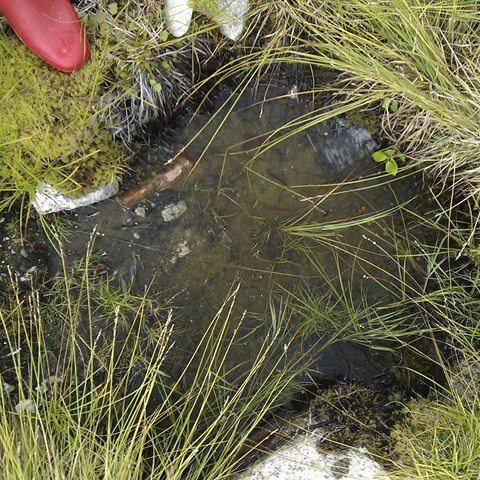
[1,0,480,478]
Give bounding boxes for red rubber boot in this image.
[0,0,90,72]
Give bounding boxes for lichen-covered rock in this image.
[235,435,391,480]
[450,358,480,404]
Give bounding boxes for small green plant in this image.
[372,148,405,176]
[382,97,400,113]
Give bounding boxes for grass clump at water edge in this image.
[215,0,480,209]
[259,166,480,476]
[385,197,480,479]
[0,245,314,479]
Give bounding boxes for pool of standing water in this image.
[51,82,423,383]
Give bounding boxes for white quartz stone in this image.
[235,433,391,480]
[164,0,248,40]
[215,0,248,40]
[33,180,119,215]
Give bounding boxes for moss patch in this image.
[0,32,127,205]
[390,395,480,476]
[310,383,404,457]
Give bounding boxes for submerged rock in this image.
[317,119,378,178]
[15,399,37,414]
[161,200,188,222]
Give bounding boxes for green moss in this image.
[0,32,127,204]
[344,107,382,135]
[391,395,480,476]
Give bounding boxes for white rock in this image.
[161,200,188,222]
[235,433,391,480]
[33,180,119,215]
[37,375,63,394]
[15,399,37,414]
[3,382,15,395]
[134,206,147,217]
[165,0,193,37]
[176,240,191,258]
[215,0,248,40]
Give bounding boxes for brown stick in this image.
[116,151,196,208]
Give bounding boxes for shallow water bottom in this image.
[54,83,423,384]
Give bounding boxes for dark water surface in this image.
[54,83,422,383]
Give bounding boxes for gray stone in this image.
[161,200,188,222]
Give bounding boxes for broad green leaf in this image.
[108,2,118,15]
[383,149,395,157]
[100,22,110,34]
[381,98,399,112]
[389,99,399,112]
[149,79,162,93]
[159,30,169,42]
[385,159,398,176]
[94,10,109,25]
[372,151,387,162]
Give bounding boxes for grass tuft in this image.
[0,244,312,478]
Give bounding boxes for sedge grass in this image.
[391,203,480,479]
[297,0,480,199]
[200,0,480,228]
[278,182,480,476]
[0,238,317,479]
[390,317,480,478]
[3,0,480,476]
